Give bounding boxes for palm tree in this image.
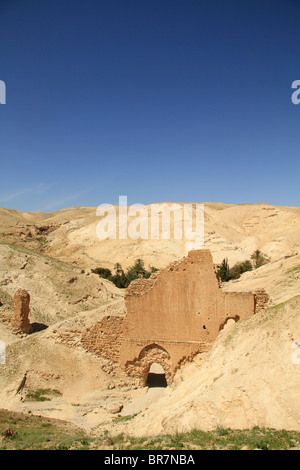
[114,263,123,275]
[251,250,269,269]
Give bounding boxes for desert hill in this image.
[223,252,300,305]
[0,202,299,271]
[0,241,123,332]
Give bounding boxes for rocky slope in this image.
[0,241,123,330]
[223,253,300,305]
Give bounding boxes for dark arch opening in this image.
[146,363,167,388]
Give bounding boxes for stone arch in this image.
[124,343,172,386]
[219,315,240,331]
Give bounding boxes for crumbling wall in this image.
[121,338,212,383]
[122,250,224,345]
[254,289,270,313]
[82,250,267,386]
[120,250,259,380]
[223,291,255,323]
[81,316,124,363]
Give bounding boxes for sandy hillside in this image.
[0,298,134,430]
[0,239,129,429]
[223,253,300,305]
[0,202,299,270]
[0,241,123,331]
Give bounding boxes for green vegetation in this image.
[216,250,270,282]
[228,259,253,280]
[250,249,270,269]
[1,410,299,450]
[92,259,158,288]
[0,409,89,450]
[287,264,300,275]
[216,257,230,282]
[25,389,62,402]
[94,251,270,287]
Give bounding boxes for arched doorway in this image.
[146,362,167,388]
[124,343,172,386]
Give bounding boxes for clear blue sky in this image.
[0,0,299,212]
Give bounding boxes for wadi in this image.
[0,201,300,450]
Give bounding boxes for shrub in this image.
[92,259,158,288]
[217,258,253,282]
[91,267,112,279]
[229,260,253,280]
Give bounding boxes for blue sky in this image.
[0,0,299,212]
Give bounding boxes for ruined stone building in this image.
[82,250,268,385]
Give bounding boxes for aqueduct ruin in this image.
[82,250,268,386]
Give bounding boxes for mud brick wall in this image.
[81,316,124,362]
[120,250,258,380]
[83,250,266,385]
[223,291,255,326]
